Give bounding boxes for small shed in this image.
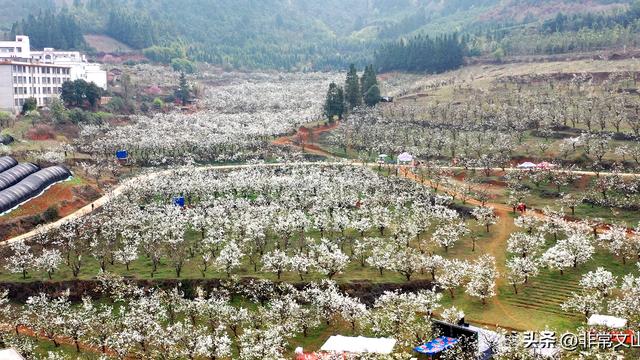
[320,335,396,354]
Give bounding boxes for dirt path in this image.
[272,121,340,158]
[398,167,525,326]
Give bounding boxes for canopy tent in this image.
[468,325,504,357]
[516,162,537,169]
[320,335,396,354]
[397,152,413,163]
[588,314,627,329]
[414,336,459,355]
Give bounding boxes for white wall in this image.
[0,36,30,59]
[0,65,14,112]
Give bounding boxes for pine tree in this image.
[360,64,380,106]
[344,64,361,110]
[364,84,381,107]
[176,72,190,105]
[360,65,375,97]
[323,82,344,121]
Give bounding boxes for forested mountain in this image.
[9,9,86,50]
[1,0,640,70]
[1,0,498,70]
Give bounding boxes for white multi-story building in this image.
[0,36,107,113]
[31,48,107,89]
[0,35,31,59]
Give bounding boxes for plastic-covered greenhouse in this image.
[0,165,72,213]
[0,163,40,191]
[0,156,17,173]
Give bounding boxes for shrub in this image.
[152,97,164,110]
[21,97,37,114]
[171,58,197,74]
[43,206,59,222]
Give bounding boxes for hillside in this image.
[83,34,132,53]
[3,0,639,70]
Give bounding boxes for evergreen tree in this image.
[11,9,85,50]
[85,83,102,109]
[323,82,344,121]
[360,64,380,106]
[175,72,190,105]
[364,84,381,107]
[360,65,377,97]
[21,98,37,115]
[374,33,465,73]
[344,64,361,110]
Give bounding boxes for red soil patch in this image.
[12,183,74,217]
[576,173,591,190]
[485,179,507,187]
[273,121,339,150]
[25,124,56,140]
[59,198,88,217]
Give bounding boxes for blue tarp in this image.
[414,336,459,355]
[173,196,185,207]
[116,150,128,159]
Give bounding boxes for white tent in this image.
[0,349,25,360]
[588,314,627,329]
[468,325,504,355]
[320,335,396,354]
[397,152,413,163]
[516,162,537,169]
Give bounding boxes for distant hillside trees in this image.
[10,9,85,50]
[106,9,156,49]
[374,33,465,73]
[143,45,185,63]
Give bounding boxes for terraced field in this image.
[502,271,582,319]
